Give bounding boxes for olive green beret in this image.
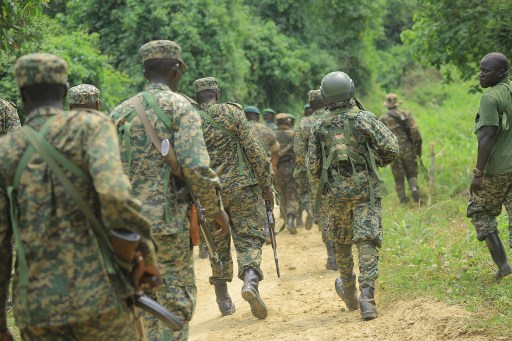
[263,108,276,115]
[308,89,322,101]
[193,77,219,93]
[275,113,290,123]
[304,104,311,110]
[244,106,260,114]
[13,53,68,88]
[140,40,188,71]
[68,84,100,105]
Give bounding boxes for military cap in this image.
[193,77,219,93]
[288,114,296,121]
[308,89,322,101]
[262,108,276,115]
[13,53,68,88]
[244,106,261,114]
[383,93,402,108]
[68,84,100,105]
[275,113,290,123]
[304,104,311,110]
[140,40,188,71]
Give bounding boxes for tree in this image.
[402,0,512,82]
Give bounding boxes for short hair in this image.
[22,83,67,102]
[483,52,509,71]
[196,89,218,103]
[143,58,180,78]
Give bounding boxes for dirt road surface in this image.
[189,213,491,341]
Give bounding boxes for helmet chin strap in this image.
[354,97,365,111]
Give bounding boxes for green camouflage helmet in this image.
[320,71,354,104]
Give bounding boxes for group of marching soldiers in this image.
[0,38,426,341]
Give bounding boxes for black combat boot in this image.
[325,240,337,270]
[214,281,236,316]
[287,214,297,234]
[335,277,358,311]
[485,232,512,279]
[409,177,420,204]
[241,268,268,319]
[199,242,209,259]
[358,286,377,320]
[296,209,304,227]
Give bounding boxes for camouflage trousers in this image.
[207,185,266,283]
[327,196,383,288]
[144,233,196,341]
[297,169,311,212]
[21,304,140,341]
[391,144,418,200]
[467,172,512,243]
[275,161,298,215]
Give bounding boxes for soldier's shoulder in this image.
[0,98,17,111]
[226,102,243,110]
[177,92,199,107]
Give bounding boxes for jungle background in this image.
[2,0,512,339]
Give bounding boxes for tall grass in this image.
[363,70,512,336]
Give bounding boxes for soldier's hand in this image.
[212,210,230,236]
[470,176,483,196]
[131,252,163,292]
[0,330,14,341]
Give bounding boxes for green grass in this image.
[366,73,512,337]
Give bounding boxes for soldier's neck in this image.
[25,100,64,114]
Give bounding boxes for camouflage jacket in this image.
[248,120,279,160]
[308,108,398,201]
[275,124,295,164]
[0,99,21,135]
[199,101,272,193]
[379,109,421,147]
[0,107,156,329]
[109,83,223,236]
[264,120,277,131]
[294,109,327,166]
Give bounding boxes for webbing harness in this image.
[7,116,118,321]
[313,111,382,214]
[118,91,176,223]
[199,106,251,179]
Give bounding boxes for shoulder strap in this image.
[200,107,246,176]
[130,94,182,177]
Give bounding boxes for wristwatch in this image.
[472,168,483,177]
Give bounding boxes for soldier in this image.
[68,84,101,111]
[379,93,422,204]
[304,103,313,117]
[193,77,273,320]
[308,71,398,320]
[262,107,277,130]
[110,41,229,341]
[288,113,296,128]
[0,53,161,340]
[0,98,21,135]
[244,105,279,244]
[467,52,512,280]
[295,90,335,269]
[275,113,299,234]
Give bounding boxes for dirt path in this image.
[189,212,491,341]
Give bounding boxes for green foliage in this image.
[0,0,49,52]
[403,0,512,82]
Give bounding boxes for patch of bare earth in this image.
[189,210,489,341]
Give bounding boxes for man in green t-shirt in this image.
[467,52,512,280]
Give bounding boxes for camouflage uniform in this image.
[68,84,100,105]
[110,41,223,341]
[248,121,280,162]
[308,107,398,290]
[193,78,272,284]
[0,53,155,340]
[263,108,277,131]
[275,114,298,217]
[0,98,21,135]
[379,94,422,203]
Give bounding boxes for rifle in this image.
[265,200,280,278]
[161,138,222,265]
[110,229,183,332]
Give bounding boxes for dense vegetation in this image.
[3,0,512,338]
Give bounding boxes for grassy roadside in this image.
[370,74,512,337]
